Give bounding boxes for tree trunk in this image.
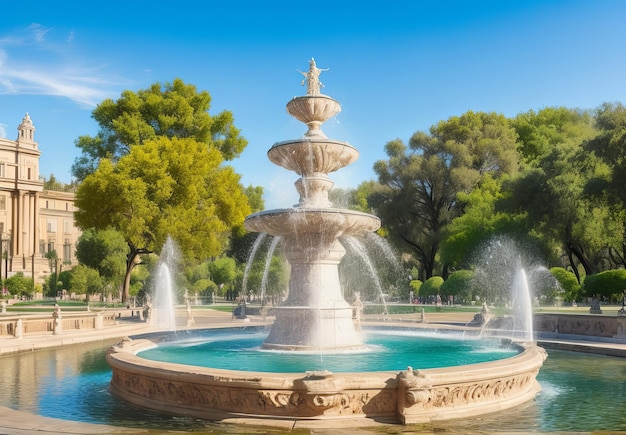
[122,243,150,304]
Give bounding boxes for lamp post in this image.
[0,234,7,294]
[0,237,3,292]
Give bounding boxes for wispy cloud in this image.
[0,24,124,107]
[27,23,51,43]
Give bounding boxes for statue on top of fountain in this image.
[299,58,329,95]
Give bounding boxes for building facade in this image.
[0,114,81,285]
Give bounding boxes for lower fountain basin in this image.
[244,207,381,238]
[107,327,546,425]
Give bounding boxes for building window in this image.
[0,196,5,211]
[63,239,71,261]
[46,219,57,233]
[64,219,71,234]
[27,168,31,180]
[47,241,55,253]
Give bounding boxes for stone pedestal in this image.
[263,239,362,351]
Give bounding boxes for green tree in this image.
[209,257,238,293]
[512,106,594,165]
[5,272,33,299]
[373,111,518,280]
[69,265,102,302]
[71,78,247,181]
[501,108,617,281]
[584,102,626,268]
[76,228,127,291]
[44,250,61,296]
[75,136,251,303]
[244,185,265,213]
[440,174,526,268]
[43,174,76,192]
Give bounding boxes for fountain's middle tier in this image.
[268,138,359,175]
[244,207,381,240]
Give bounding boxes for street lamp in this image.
[0,233,7,293]
[3,233,9,284]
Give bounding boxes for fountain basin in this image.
[244,207,381,238]
[106,331,546,425]
[285,95,342,137]
[286,95,341,126]
[268,138,359,174]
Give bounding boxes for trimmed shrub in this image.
[441,270,475,304]
[409,279,422,295]
[582,269,626,302]
[421,276,444,296]
[550,267,580,302]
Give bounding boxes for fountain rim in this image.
[245,206,381,221]
[268,136,357,151]
[288,94,339,103]
[106,325,546,425]
[109,325,537,377]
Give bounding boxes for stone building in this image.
[0,114,81,286]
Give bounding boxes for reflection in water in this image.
[0,340,625,432]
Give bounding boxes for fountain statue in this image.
[106,61,546,427]
[244,58,381,351]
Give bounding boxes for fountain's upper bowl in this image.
[244,207,381,238]
[286,95,341,127]
[268,138,359,175]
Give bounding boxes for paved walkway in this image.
[1,308,625,434]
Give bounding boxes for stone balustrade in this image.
[0,311,118,338]
[535,313,626,339]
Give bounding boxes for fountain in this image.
[106,60,546,426]
[243,58,381,351]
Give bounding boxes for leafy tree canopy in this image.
[373,111,519,279]
[75,136,251,302]
[75,228,127,286]
[71,78,247,181]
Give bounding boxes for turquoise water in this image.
[137,327,519,372]
[0,328,625,432]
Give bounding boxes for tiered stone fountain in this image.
[244,58,380,351]
[106,60,546,427]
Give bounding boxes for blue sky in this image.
[0,1,625,209]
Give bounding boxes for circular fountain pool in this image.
[106,325,545,425]
[135,326,520,372]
